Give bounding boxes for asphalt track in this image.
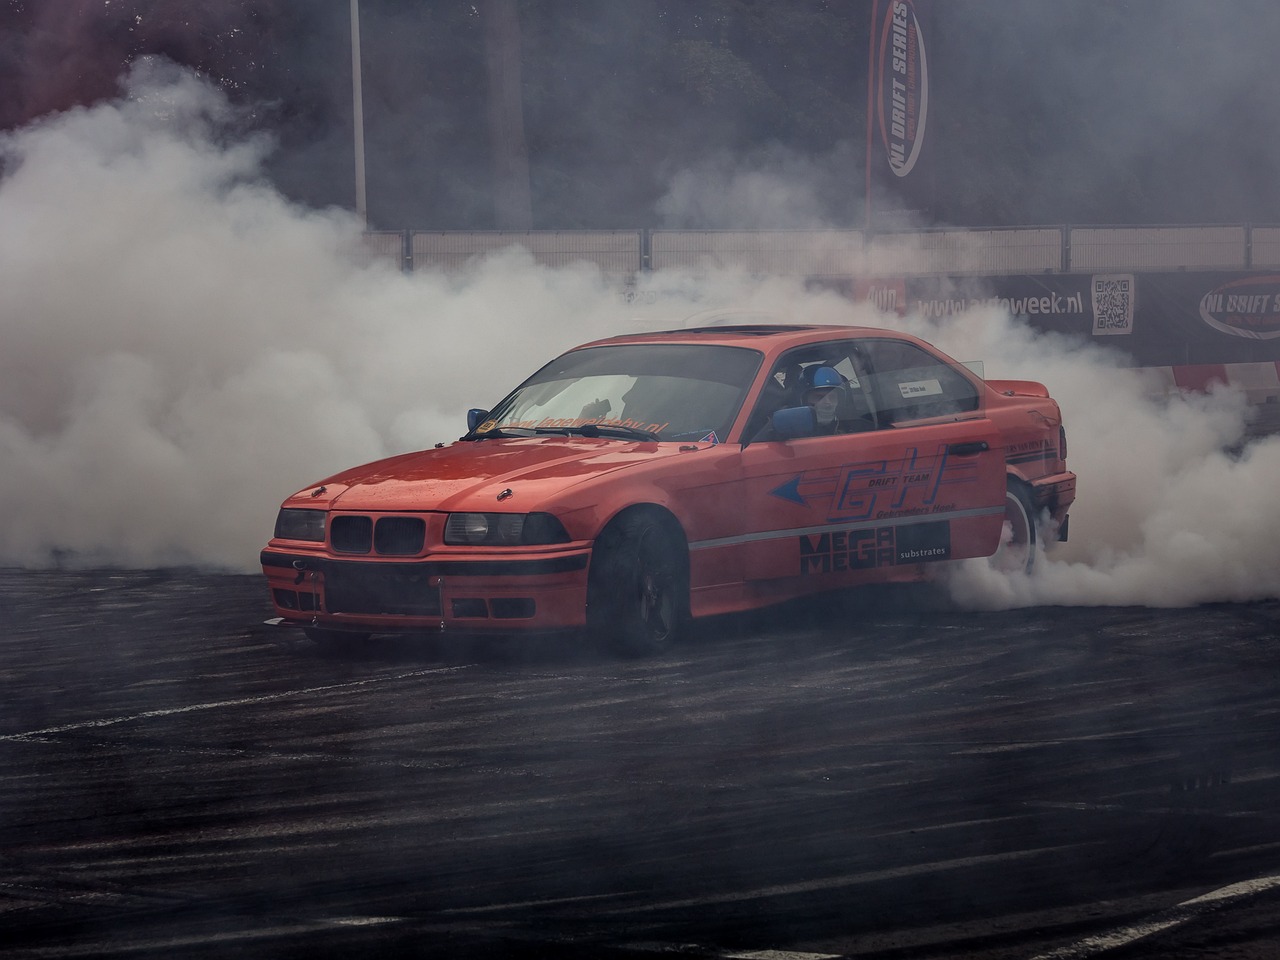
[3,569,1280,959]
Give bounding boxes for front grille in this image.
[331,515,373,553]
[330,515,426,556]
[324,563,441,616]
[374,517,426,555]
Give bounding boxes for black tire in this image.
[991,479,1037,575]
[587,512,688,658]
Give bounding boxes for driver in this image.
[803,366,845,433]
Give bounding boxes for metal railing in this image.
[363,224,1280,278]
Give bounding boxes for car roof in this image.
[575,324,917,351]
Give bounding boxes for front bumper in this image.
[261,548,592,634]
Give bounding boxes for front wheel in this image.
[991,480,1037,575]
[587,513,688,658]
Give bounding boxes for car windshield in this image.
[473,343,764,442]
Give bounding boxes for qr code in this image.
[1091,274,1134,335]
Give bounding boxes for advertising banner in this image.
[865,0,934,227]
[863,273,1280,367]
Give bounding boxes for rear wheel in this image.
[991,479,1037,575]
[588,513,688,658]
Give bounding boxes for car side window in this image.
[743,341,878,440]
[740,367,793,441]
[859,339,981,425]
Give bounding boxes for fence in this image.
[364,224,1280,279]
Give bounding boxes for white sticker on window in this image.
[898,378,943,399]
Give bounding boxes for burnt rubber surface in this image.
[2,569,1280,958]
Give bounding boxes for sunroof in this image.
[681,324,816,335]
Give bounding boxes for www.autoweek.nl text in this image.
[912,292,1087,318]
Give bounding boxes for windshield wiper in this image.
[465,426,538,440]
[539,424,661,441]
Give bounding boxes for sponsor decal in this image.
[915,290,1087,320]
[902,275,1092,322]
[1005,439,1054,466]
[476,419,498,434]
[1198,275,1280,340]
[699,431,720,444]
[897,378,942,399]
[876,1,929,178]
[798,520,950,574]
[855,277,906,316]
[769,444,979,523]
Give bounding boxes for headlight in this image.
[444,512,570,545]
[274,508,326,542]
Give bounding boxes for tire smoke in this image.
[1,65,1275,609]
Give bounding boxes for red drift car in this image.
[262,324,1075,655]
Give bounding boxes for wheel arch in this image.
[1004,463,1035,488]
[590,502,690,573]
[1004,469,1058,531]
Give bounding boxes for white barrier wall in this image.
[867,228,1062,276]
[361,231,407,272]
[649,230,865,279]
[388,225,1279,279]
[1069,226,1247,271]
[1249,227,1280,269]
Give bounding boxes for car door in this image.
[728,339,1007,587]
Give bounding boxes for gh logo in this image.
[833,444,957,520]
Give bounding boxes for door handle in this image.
[947,441,989,455]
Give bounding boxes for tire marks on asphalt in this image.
[1030,872,1280,958]
[0,666,470,743]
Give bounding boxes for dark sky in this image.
[3,0,1279,231]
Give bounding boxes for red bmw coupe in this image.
[262,323,1076,655]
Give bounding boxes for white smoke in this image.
[655,141,864,230]
[916,309,1280,609]
[2,64,1277,611]
[0,63,650,568]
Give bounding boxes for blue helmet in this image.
[805,366,844,392]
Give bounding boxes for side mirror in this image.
[771,405,817,439]
[467,408,489,432]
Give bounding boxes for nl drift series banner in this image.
[866,0,934,226]
[855,273,1280,367]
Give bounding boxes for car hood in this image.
[298,437,692,513]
